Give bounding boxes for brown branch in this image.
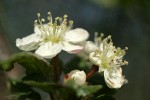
[86,65,99,79]
[52,55,60,82]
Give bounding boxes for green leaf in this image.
[0,52,52,81]
[23,80,58,92]
[77,85,103,97]
[7,92,30,100]
[7,92,41,100]
[66,80,103,97]
[95,95,116,100]
[23,80,77,100]
[9,80,41,100]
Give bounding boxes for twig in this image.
[86,65,99,79]
[52,55,60,82]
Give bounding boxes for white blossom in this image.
[64,70,86,86]
[87,33,128,88]
[16,12,89,59]
[104,67,128,88]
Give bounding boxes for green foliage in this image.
[76,85,103,97]
[0,52,116,100]
[66,80,103,97]
[22,80,77,100]
[23,80,60,92]
[95,95,116,100]
[8,80,41,100]
[0,52,52,82]
[0,52,53,99]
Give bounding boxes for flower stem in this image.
[52,55,60,82]
[86,65,99,79]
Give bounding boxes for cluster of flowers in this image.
[16,12,128,89]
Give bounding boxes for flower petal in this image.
[34,25,42,35]
[84,41,98,54]
[64,28,89,44]
[89,52,102,66]
[104,68,126,88]
[62,42,83,54]
[16,33,42,51]
[35,42,62,59]
[68,70,86,86]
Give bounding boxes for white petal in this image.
[84,41,98,54]
[35,42,62,59]
[89,52,101,66]
[16,33,42,51]
[98,66,106,73]
[62,42,83,54]
[34,25,43,35]
[104,68,125,88]
[64,28,89,44]
[68,70,86,86]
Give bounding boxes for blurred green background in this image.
[0,0,150,100]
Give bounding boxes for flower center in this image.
[45,36,62,43]
[34,12,73,43]
[98,54,110,69]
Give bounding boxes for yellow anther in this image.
[59,17,63,23]
[47,16,51,20]
[37,13,41,17]
[100,33,104,37]
[34,20,38,23]
[55,17,59,20]
[125,47,128,50]
[107,35,111,39]
[124,61,128,65]
[41,18,45,22]
[69,20,73,25]
[64,15,68,18]
[47,12,51,15]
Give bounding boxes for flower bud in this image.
[64,70,86,86]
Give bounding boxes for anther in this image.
[64,15,68,18]
[47,12,51,15]
[108,35,111,39]
[124,61,128,65]
[37,13,41,17]
[69,20,73,25]
[34,20,38,23]
[55,17,59,20]
[100,33,104,37]
[41,18,45,22]
[125,47,128,50]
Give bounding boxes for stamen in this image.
[53,17,60,34]
[47,12,52,23]
[34,20,38,26]
[64,14,68,18]
[94,32,98,45]
[124,61,128,65]
[108,35,111,39]
[41,18,45,22]
[94,34,128,69]
[125,47,128,50]
[67,20,73,30]
[33,12,74,43]
[37,13,40,17]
